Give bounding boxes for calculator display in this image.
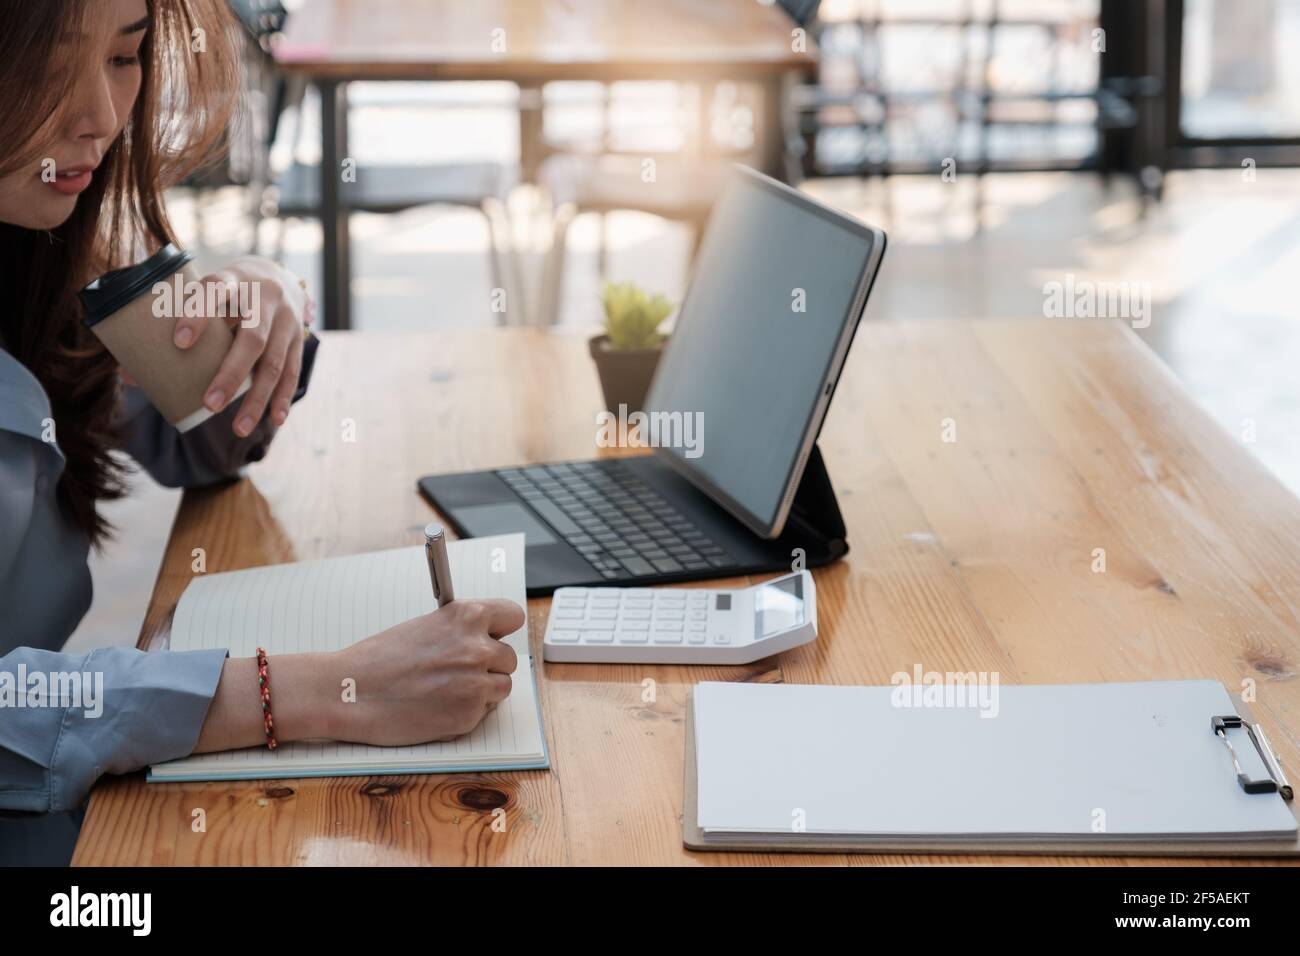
[754,575,804,638]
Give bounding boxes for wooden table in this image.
[74,321,1300,865]
[272,0,816,330]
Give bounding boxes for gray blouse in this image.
[0,338,315,864]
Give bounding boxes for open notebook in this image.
[149,533,548,782]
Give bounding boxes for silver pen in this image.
[424,522,455,607]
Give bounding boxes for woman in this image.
[0,0,521,865]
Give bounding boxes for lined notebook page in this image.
[151,533,546,781]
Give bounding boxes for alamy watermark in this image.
[0,665,103,718]
[890,664,1000,718]
[152,274,261,328]
[1042,274,1151,329]
[595,403,704,459]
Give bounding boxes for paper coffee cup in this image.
[80,244,252,433]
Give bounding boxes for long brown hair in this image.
[0,0,241,544]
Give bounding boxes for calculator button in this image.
[652,630,685,644]
[688,622,706,631]
[583,630,615,643]
[550,629,581,643]
[687,630,706,644]
[655,610,684,621]
[588,609,617,620]
[621,609,651,620]
[617,630,649,644]
[652,618,684,630]
[711,632,731,644]
[590,598,620,609]
[688,610,707,621]
[623,599,653,610]
[554,608,584,619]
[620,618,650,630]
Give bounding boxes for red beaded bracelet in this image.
[255,647,277,751]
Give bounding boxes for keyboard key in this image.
[652,630,685,644]
[617,630,649,644]
[687,630,706,644]
[550,629,580,643]
[583,630,615,643]
[651,558,683,573]
[655,610,684,621]
[530,499,581,536]
[620,556,657,576]
[619,618,650,630]
[554,608,584,619]
[621,609,651,620]
[589,609,617,620]
[688,622,707,631]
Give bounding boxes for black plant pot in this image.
[589,334,663,414]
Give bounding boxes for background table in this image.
[75,321,1300,865]
[273,0,816,330]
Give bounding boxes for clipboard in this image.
[681,693,1300,857]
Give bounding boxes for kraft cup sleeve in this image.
[85,264,251,433]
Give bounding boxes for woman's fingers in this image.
[204,301,271,415]
[231,305,299,436]
[267,327,303,427]
[477,598,527,639]
[485,636,518,675]
[485,673,513,703]
[173,271,237,350]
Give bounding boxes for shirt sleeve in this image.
[0,645,228,814]
[117,331,319,488]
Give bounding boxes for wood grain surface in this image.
[73,322,1300,865]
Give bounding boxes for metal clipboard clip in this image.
[1211,716,1293,800]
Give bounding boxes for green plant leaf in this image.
[600,280,673,350]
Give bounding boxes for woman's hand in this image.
[328,600,523,745]
[194,599,524,755]
[172,256,315,438]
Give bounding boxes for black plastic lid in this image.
[80,243,194,327]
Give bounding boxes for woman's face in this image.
[0,0,147,230]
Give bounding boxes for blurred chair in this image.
[783,0,1159,226]
[534,75,756,325]
[536,153,731,327]
[229,1,524,324]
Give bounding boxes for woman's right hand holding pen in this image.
[193,599,523,753]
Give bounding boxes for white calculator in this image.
[542,571,817,664]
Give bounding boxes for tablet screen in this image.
[645,169,881,535]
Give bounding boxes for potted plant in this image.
[589,280,674,414]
